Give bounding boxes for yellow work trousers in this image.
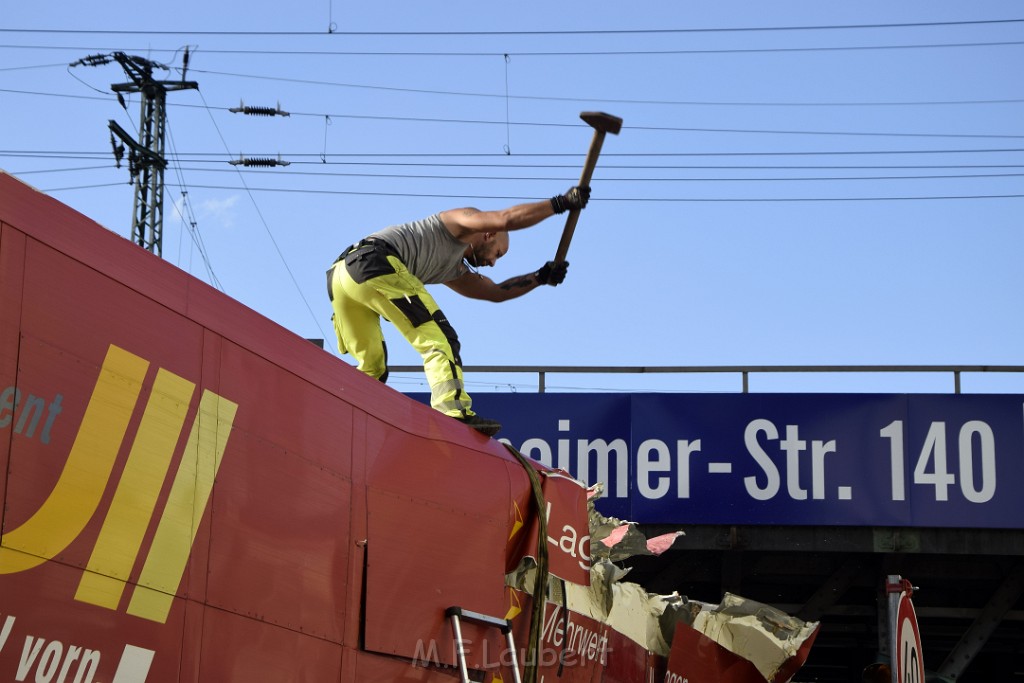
[328,248,474,418]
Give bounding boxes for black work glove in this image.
[550,186,590,214]
[536,260,569,286]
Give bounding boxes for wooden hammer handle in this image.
[553,129,607,264]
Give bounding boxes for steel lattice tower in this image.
[106,52,197,257]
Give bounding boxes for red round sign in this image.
[895,592,925,683]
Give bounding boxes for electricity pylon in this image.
[78,51,198,257]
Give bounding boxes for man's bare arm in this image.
[440,201,555,240]
[444,270,542,302]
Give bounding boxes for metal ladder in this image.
[446,606,523,683]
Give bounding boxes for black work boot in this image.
[454,413,502,437]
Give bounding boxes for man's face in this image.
[470,232,509,268]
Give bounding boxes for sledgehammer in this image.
[553,111,623,264]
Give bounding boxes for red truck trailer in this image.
[0,172,816,682]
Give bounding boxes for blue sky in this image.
[3,1,1022,394]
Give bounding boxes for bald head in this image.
[466,231,509,268]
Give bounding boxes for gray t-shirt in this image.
[370,214,468,284]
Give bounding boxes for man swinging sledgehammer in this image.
[326,187,589,437]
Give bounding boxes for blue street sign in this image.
[409,392,1024,528]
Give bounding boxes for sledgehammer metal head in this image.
[581,111,623,136]
[554,111,623,264]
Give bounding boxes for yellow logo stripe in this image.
[127,390,238,623]
[508,500,524,542]
[504,587,522,621]
[0,346,149,574]
[75,368,196,609]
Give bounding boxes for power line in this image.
[3,17,1023,36]
[15,160,1024,175]
[10,164,114,174]
[34,179,1024,201]
[0,87,118,102]
[7,148,1024,161]
[63,182,1023,203]
[5,85,1022,141]
[225,161,1024,170]
[4,39,1024,58]
[110,165,1024,183]
[13,160,1024,185]
[631,124,1024,140]
[185,69,1024,111]
[4,82,1023,110]
[299,111,1024,140]
[0,61,72,71]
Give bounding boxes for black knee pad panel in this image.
[390,294,433,327]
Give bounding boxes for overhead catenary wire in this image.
[12,155,1024,188]
[40,182,1023,203]
[3,86,1023,142]
[69,164,1024,182]
[3,17,1023,36]
[10,148,1024,161]
[6,80,1024,112]
[7,39,1024,58]
[179,69,1024,111]
[5,39,1024,59]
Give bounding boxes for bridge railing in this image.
[387,364,1024,394]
